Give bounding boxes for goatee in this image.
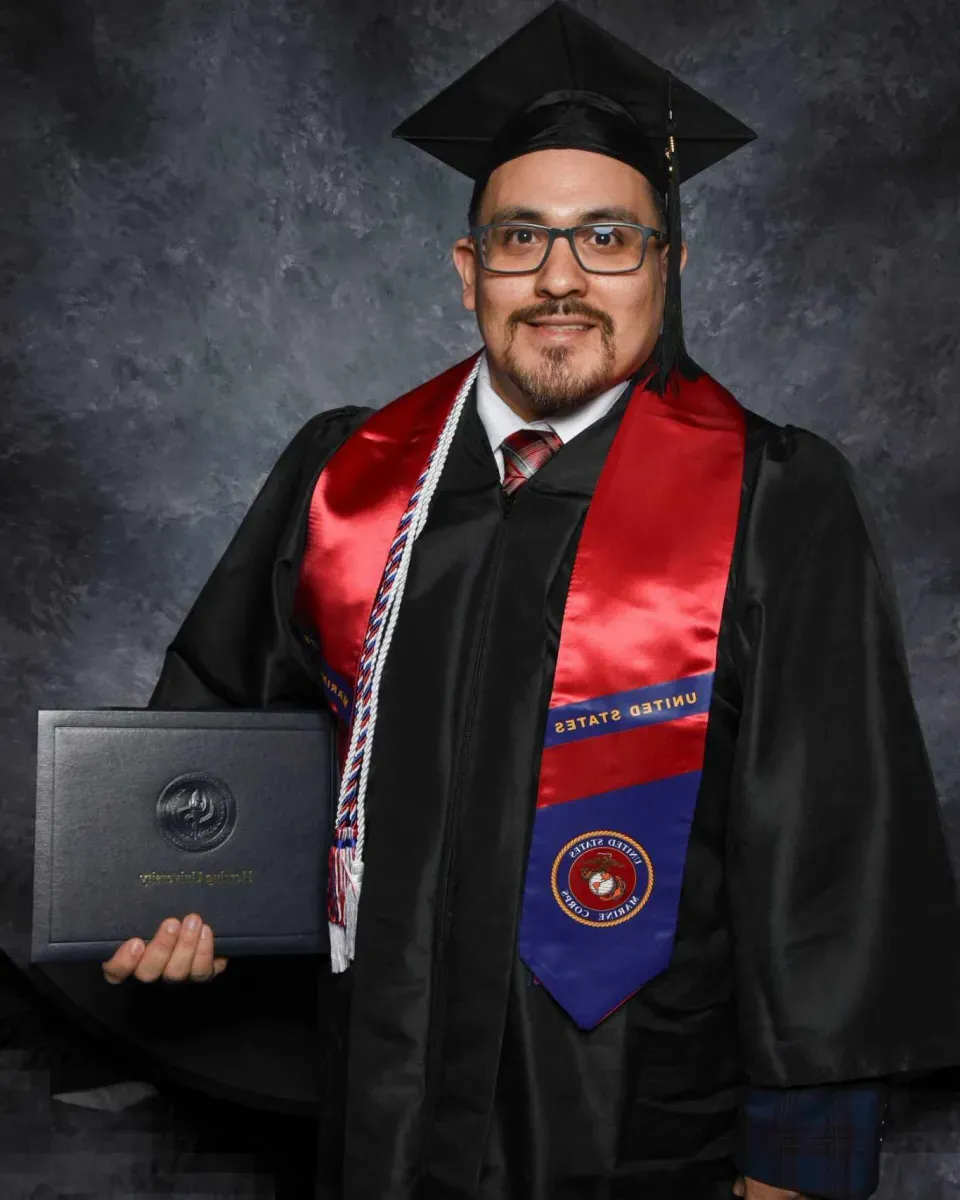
[502,301,617,417]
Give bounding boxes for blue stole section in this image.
[518,770,703,1029]
[546,672,713,747]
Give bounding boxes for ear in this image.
[658,240,688,287]
[452,237,478,313]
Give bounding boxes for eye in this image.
[587,224,623,247]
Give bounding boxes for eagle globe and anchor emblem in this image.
[156,772,238,852]
[551,830,654,927]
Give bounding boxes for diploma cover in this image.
[31,708,337,963]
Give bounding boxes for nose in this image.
[535,231,588,299]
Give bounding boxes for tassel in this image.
[328,843,363,971]
[659,72,683,393]
[329,920,348,973]
[656,72,702,395]
[343,854,364,960]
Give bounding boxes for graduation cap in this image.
[393,1,756,389]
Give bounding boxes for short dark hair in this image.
[467,171,668,236]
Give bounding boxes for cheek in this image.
[598,281,663,349]
[476,279,535,334]
[600,277,659,323]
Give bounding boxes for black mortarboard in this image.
[393,1,756,390]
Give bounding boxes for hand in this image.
[101,914,228,984]
[733,1177,806,1199]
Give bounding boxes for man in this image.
[101,5,960,1199]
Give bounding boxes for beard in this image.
[500,300,618,417]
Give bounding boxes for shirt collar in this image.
[474,351,631,454]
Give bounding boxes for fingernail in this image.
[130,940,144,955]
[200,924,211,940]
[164,919,179,935]
[184,915,199,931]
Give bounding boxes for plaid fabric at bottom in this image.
[738,1083,887,1199]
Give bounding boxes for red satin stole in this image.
[295,351,745,1025]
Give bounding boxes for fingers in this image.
[161,913,209,983]
[733,1178,804,1199]
[131,916,187,982]
[101,936,146,984]
[180,920,228,983]
[100,915,228,985]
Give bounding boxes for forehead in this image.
[480,148,660,221]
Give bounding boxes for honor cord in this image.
[328,356,482,972]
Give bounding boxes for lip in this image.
[525,320,597,338]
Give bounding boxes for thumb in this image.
[732,1177,746,1197]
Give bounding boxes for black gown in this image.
[148,377,960,1199]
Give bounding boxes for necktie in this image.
[500,427,563,496]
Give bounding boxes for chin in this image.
[506,344,617,415]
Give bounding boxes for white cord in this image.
[329,357,481,970]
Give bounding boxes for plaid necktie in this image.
[500,427,563,496]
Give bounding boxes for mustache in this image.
[506,300,615,338]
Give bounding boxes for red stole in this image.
[296,350,745,1026]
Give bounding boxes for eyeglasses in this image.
[470,221,665,274]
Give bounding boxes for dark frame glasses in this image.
[469,221,665,275]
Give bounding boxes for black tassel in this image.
[656,72,701,395]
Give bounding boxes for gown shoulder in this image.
[279,404,377,484]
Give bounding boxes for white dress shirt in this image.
[474,352,631,482]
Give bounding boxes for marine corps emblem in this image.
[551,830,653,928]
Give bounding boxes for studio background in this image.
[1,0,957,1195]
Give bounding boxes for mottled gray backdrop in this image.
[1,0,957,1195]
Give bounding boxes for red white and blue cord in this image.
[328,356,482,972]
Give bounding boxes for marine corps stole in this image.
[295,350,745,1023]
[517,359,744,1028]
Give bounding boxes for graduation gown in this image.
[148,374,960,1199]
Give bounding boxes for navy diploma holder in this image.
[31,708,337,964]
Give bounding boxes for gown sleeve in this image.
[149,406,370,711]
[106,406,371,1115]
[727,424,960,1089]
[739,1080,886,1198]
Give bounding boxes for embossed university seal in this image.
[156,772,237,852]
[551,831,654,928]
